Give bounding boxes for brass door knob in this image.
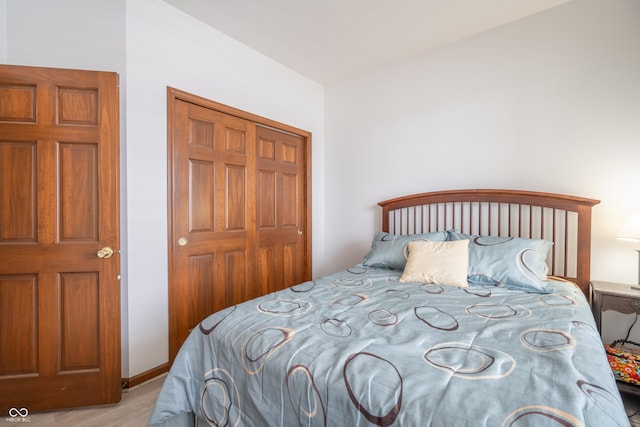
[97,247,114,259]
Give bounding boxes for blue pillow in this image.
[447,231,553,293]
[363,231,448,270]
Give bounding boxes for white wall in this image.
[5,0,126,73]
[3,0,325,378]
[0,1,6,62]
[324,0,640,287]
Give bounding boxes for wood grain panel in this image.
[58,142,98,241]
[0,85,36,122]
[281,172,298,227]
[57,87,98,125]
[258,136,275,160]
[0,275,38,376]
[258,245,277,295]
[189,118,214,149]
[225,165,246,231]
[225,250,247,305]
[258,169,276,228]
[189,160,214,232]
[188,254,216,328]
[281,141,297,164]
[59,272,100,372]
[225,128,246,155]
[0,142,36,242]
[283,242,298,289]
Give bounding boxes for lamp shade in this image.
[618,214,640,243]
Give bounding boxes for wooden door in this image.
[168,89,311,361]
[0,65,120,412]
[255,126,307,294]
[169,98,254,357]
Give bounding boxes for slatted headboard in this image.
[378,189,600,296]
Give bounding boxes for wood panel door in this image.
[255,126,307,295]
[169,98,254,357]
[0,65,120,412]
[168,89,311,361]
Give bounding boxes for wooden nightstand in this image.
[590,280,640,396]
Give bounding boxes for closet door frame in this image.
[166,87,312,362]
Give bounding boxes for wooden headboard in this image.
[378,189,600,296]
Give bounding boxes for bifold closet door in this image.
[168,89,312,361]
[169,100,254,357]
[255,126,307,295]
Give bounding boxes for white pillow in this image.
[399,240,469,288]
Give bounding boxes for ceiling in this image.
[162,0,571,85]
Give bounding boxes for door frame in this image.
[166,87,312,362]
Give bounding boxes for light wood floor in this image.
[25,374,166,427]
[15,374,640,426]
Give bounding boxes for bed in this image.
[148,189,630,427]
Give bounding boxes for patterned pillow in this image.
[362,231,448,270]
[447,231,553,293]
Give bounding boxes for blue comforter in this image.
[148,265,629,426]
